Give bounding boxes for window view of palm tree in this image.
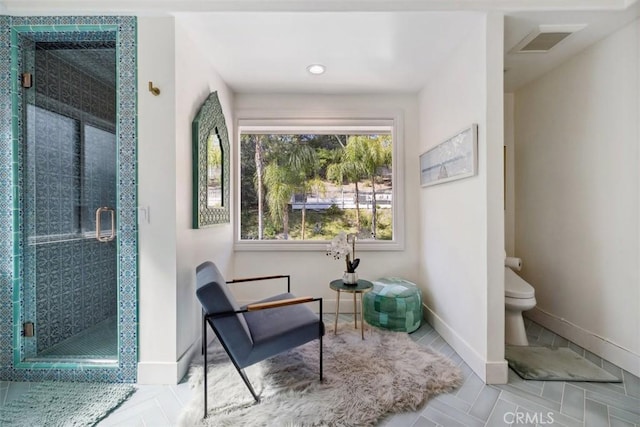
[239,131,393,241]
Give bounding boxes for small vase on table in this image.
[342,271,358,285]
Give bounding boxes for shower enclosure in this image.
[0,16,136,382]
[20,35,118,363]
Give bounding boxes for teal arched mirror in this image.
[192,92,230,227]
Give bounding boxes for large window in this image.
[237,119,399,246]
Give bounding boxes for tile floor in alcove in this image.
[1,315,638,426]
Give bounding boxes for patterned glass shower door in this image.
[21,36,119,363]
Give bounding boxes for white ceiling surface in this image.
[504,3,639,90]
[180,4,639,93]
[177,12,481,94]
[1,0,638,93]
[0,0,634,13]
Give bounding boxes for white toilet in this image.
[504,266,536,346]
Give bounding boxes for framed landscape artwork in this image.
[420,124,478,187]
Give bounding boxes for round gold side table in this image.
[329,279,373,340]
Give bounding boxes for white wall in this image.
[504,93,515,256]
[137,16,179,383]
[484,14,506,379]
[232,93,420,309]
[174,20,235,382]
[137,13,505,386]
[514,19,639,376]
[137,16,235,384]
[418,13,507,384]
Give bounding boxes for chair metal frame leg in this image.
[236,368,260,402]
[202,313,208,419]
[211,329,260,403]
[202,314,260,420]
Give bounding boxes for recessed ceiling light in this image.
[307,64,326,75]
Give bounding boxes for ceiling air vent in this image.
[511,24,586,53]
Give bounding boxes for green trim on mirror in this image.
[193,91,230,227]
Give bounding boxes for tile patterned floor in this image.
[1,315,638,426]
[38,316,118,360]
[385,317,640,427]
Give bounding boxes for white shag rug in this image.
[179,323,462,427]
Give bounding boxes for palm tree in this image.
[260,136,319,240]
[344,135,392,238]
[299,177,326,239]
[253,135,265,239]
[263,162,297,239]
[286,141,318,239]
[327,150,366,230]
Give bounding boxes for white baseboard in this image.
[526,308,640,377]
[423,304,508,384]
[177,337,205,383]
[137,361,179,385]
[485,360,509,384]
[137,338,204,385]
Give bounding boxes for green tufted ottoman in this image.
[363,277,422,333]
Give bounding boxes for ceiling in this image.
[176,11,482,94]
[504,3,639,91]
[178,2,639,93]
[2,0,639,93]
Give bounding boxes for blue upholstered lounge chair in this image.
[195,261,324,418]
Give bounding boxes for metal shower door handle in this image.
[96,207,116,242]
